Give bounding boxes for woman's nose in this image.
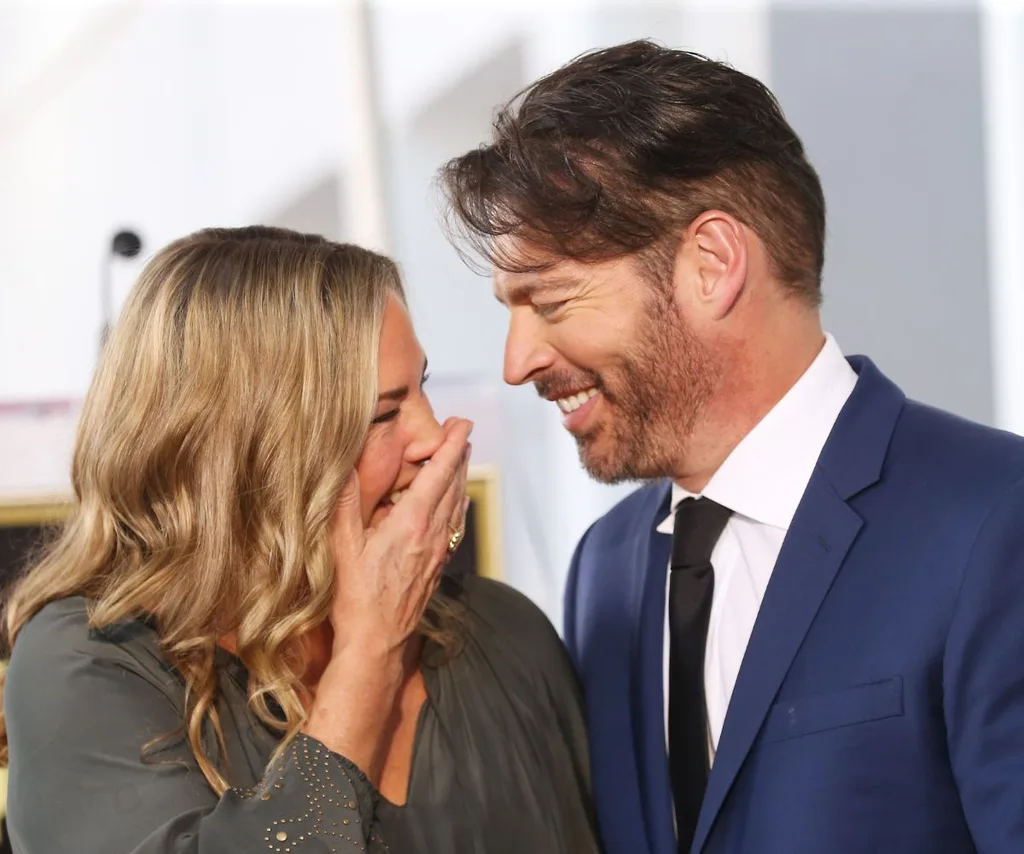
[404,401,446,464]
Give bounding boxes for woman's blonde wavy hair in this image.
[0,226,461,794]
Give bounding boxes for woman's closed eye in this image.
[371,371,430,425]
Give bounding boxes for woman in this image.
[0,227,600,853]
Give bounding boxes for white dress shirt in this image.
[659,333,858,762]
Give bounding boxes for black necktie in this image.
[668,497,733,852]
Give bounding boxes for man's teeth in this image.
[389,489,406,504]
[556,387,599,414]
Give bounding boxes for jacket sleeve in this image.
[944,474,1024,852]
[563,522,596,671]
[4,632,385,854]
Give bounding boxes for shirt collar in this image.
[657,333,857,533]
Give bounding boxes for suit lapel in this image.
[579,482,671,854]
[632,483,677,854]
[690,477,862,852]
[690,356,906,853]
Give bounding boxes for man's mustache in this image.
[534,371,606,401]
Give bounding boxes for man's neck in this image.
[674,319,826,493]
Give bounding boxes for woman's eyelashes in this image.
[371,372,431,425]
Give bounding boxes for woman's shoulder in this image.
[12,596,92,665]
[8,595,170,688]
[458,574,556,633]
[455,575,573,676]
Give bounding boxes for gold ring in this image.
[447,525,465,554]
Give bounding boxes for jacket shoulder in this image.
[578,481,669,556]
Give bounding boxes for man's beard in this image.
[538,292,719,484]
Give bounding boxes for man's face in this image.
[495,248,720,483]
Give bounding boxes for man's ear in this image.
[671,210,747,321]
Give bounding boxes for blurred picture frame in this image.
[0,494,69,595]
[458,463,502,580]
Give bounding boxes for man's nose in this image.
[504,312,556,386]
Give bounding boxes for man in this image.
[440,39,1024,854]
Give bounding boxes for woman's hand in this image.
[303,418,471,775]
[327,417,472,660]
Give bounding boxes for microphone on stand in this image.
[100,229,143,348]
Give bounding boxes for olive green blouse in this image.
[3,576,601,853]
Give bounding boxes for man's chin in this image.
[582,464,631,485]
[577,439,635,485]
[577,434,668,484]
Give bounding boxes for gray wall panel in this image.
[771,6,992,422]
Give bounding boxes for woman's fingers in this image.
[330,470,366,561]
[396,419,472,514]
[434,444,470,533]
[332,419,471,625]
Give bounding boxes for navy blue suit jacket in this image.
[564,357,1024,854]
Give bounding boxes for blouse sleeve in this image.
[3,621,388,854]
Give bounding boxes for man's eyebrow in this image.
[494,275,579,305]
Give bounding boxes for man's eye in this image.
[534,301,567,318]
[371,409,400,425]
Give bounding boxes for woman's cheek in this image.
[355,433,403,522]
[354,439,384,524]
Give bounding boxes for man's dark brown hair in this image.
[440,39,826,305]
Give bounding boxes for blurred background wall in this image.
[1,0,1022,629]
